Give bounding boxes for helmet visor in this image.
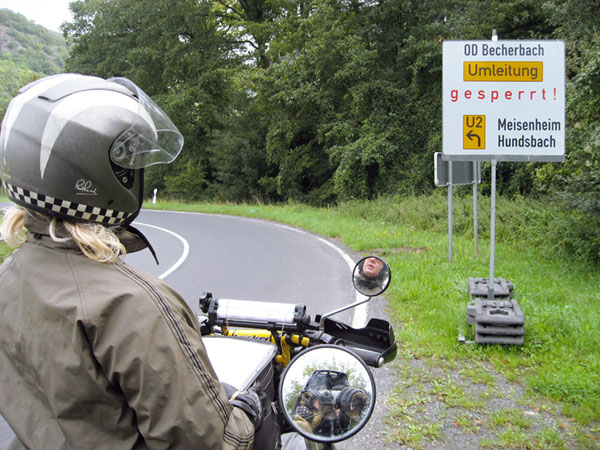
[108,77,184,169]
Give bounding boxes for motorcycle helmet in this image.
[0,73,183,227]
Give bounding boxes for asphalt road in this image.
[0,207,385,448]
[126,209,360,321]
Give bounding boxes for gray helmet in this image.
[0,73,183,226]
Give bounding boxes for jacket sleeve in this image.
[82,262,255,450]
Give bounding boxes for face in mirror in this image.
[352,256,391,297]
[279,346,375,444]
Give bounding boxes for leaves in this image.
[0,8,67,113]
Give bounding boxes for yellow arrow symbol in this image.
[463,115,486,149]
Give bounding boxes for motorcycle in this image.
[197,255,397,449]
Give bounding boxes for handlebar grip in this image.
[346,347,385,368]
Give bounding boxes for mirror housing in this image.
[319,256,391,330]
[352,256,391,297]
[279,345,376,444]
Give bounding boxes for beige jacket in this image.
[0,217,254,449]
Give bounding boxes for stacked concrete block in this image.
[466,278,524,345]
[468,276,514,299]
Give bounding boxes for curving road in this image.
[127,209,362,322]
[0,206,372,447]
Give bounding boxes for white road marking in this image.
[275,223,369,328]
[135,221,189,279]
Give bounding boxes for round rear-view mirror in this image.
[279,345,376,444]
[352,256,391,297]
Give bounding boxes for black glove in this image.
[295,405,314,422]
[221,382,265,428]
[222,382,279,450]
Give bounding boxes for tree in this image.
[254,0,382,203]
[0,8,67,119]
[536,0,600,214]
[211,0,296,69]
[295,0,450,200]
[60,0,600,233]
[64,0,235,199]
[207,76,274,202]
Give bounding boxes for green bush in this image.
[336,192,600,264]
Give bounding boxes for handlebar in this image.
[197,255,397,368]
[198,293,397,368]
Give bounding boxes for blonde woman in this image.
[0,74,263,450]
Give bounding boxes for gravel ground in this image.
[339,305,599,450]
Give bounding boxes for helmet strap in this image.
[126,224,159,265]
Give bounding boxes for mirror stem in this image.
[319,296,371,330]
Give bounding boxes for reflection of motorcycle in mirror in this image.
[198,256,396,449]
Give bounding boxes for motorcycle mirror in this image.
[279,345,376,444]
[352,256,391,297]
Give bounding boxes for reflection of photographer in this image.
[314,387,370,437]
[293,389,334,430]
[280,332,382,449]
[354,257,388,294]
[293,387,370,440]
[290,390,335,450]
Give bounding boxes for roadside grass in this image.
[0,241,10,261]
[145,195,600,446]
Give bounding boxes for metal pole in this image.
[488,28,499,299]
[448,160,453,263]
[488,160,497,299]
[473,161,479,255]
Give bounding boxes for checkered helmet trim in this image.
[3,182,133,226]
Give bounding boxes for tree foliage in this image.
[0,8,68,117]
[64,0,236,198]
[536,0,600,214]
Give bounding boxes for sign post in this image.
[442,39,565,299]
[434,153,481,261]
[473,161,479,255]
[448,160,453,262]
[489,160,497,299]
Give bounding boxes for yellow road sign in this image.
[463,115,486,149]
[464,61,543,82]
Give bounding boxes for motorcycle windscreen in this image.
[203,336,277,391]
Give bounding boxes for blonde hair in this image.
[1,205,126,263]
[0,206,26,248]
